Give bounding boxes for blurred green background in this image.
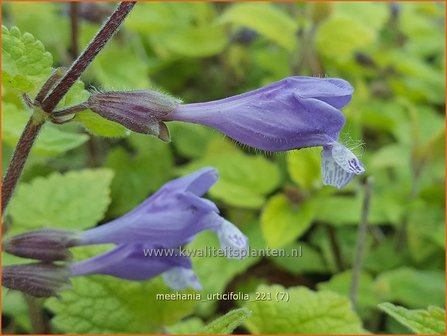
[2,1,445,335]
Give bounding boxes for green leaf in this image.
[166,318,204,334]
[220,3,298,50]
[2,25,53,92]
[287,148,322,190]
[105,134,174,218]
[169,122,219,159]
[178,151,280,209]
[46,246,198,334]
[379,303,446,335]
[316,17,375,59]
[244,285,367,334]
[269,242,328,274]
[261,194,315,248]
[318,271,381,318]
[199,308,251,334]
[374,268,446,308]
[8,169,113,234]
[74,110,130,138]
[88,41,150,88]
[153,25,227,57]
[2,102,88,155]
[334,2,388,31]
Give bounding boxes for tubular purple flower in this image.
[78,167,248,251]
[3,168,248,293]
[165,76,365,188]
[82,77,363,187]
[68,168,248,290]
[69,244,202,290]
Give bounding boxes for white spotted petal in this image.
[162,267,202,291]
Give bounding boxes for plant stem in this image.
[41,1,136,113]
[1,2,136,214]
[2,116,44,214]
[24,295,50,333]
[350,177,373,308]
[69,2,80,60]
[326,224,344,272]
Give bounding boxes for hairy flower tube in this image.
[167,77,364,188]
[83,77,364,188]
[3,168,249,295]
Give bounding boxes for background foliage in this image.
[2,2,445,334]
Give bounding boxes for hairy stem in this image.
[1,2,136,215]
[2,115,44,214]
[41,1,136,113]
[350,177,373,308]
[24,295,50,334]
[69,2,80,60]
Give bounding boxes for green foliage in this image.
[220,3,298,50]
[2,2,445,335]
[104,134,174,217]
[2,102,88,155]
[199,308,251,334]
[316,17,375,60]
[261,194,315,248]
[286,148,322,190]
[178,149,280,209]
[374,268,446,308]
[8,169,113,234]
[379,303,446,335]
[244,285,367,334]
[1,25,52,92]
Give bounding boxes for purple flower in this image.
[83,77,364,188]
[3,168,248,293]
[69,245,202,290]
[166,76,364,188]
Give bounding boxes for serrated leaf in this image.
[316,17,375,59]
[2,25,53,92]
[2,102,88,155]
[8,169,113,235]
[287,148,322,190]
[244,285,367,334]
[261,194,316,248]
[220,3,298,50]
[178,151,280,209]
[104,134,174,218]
[199,308,251,334]
[45,246,197,334]
[379,303,446,335]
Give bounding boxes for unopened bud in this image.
[2,263,71,298]
[86,90,181,141]
[3,229,79,261]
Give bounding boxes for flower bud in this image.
[2,263,71,298]
[3,229,79,261]
[86,90,181,141]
